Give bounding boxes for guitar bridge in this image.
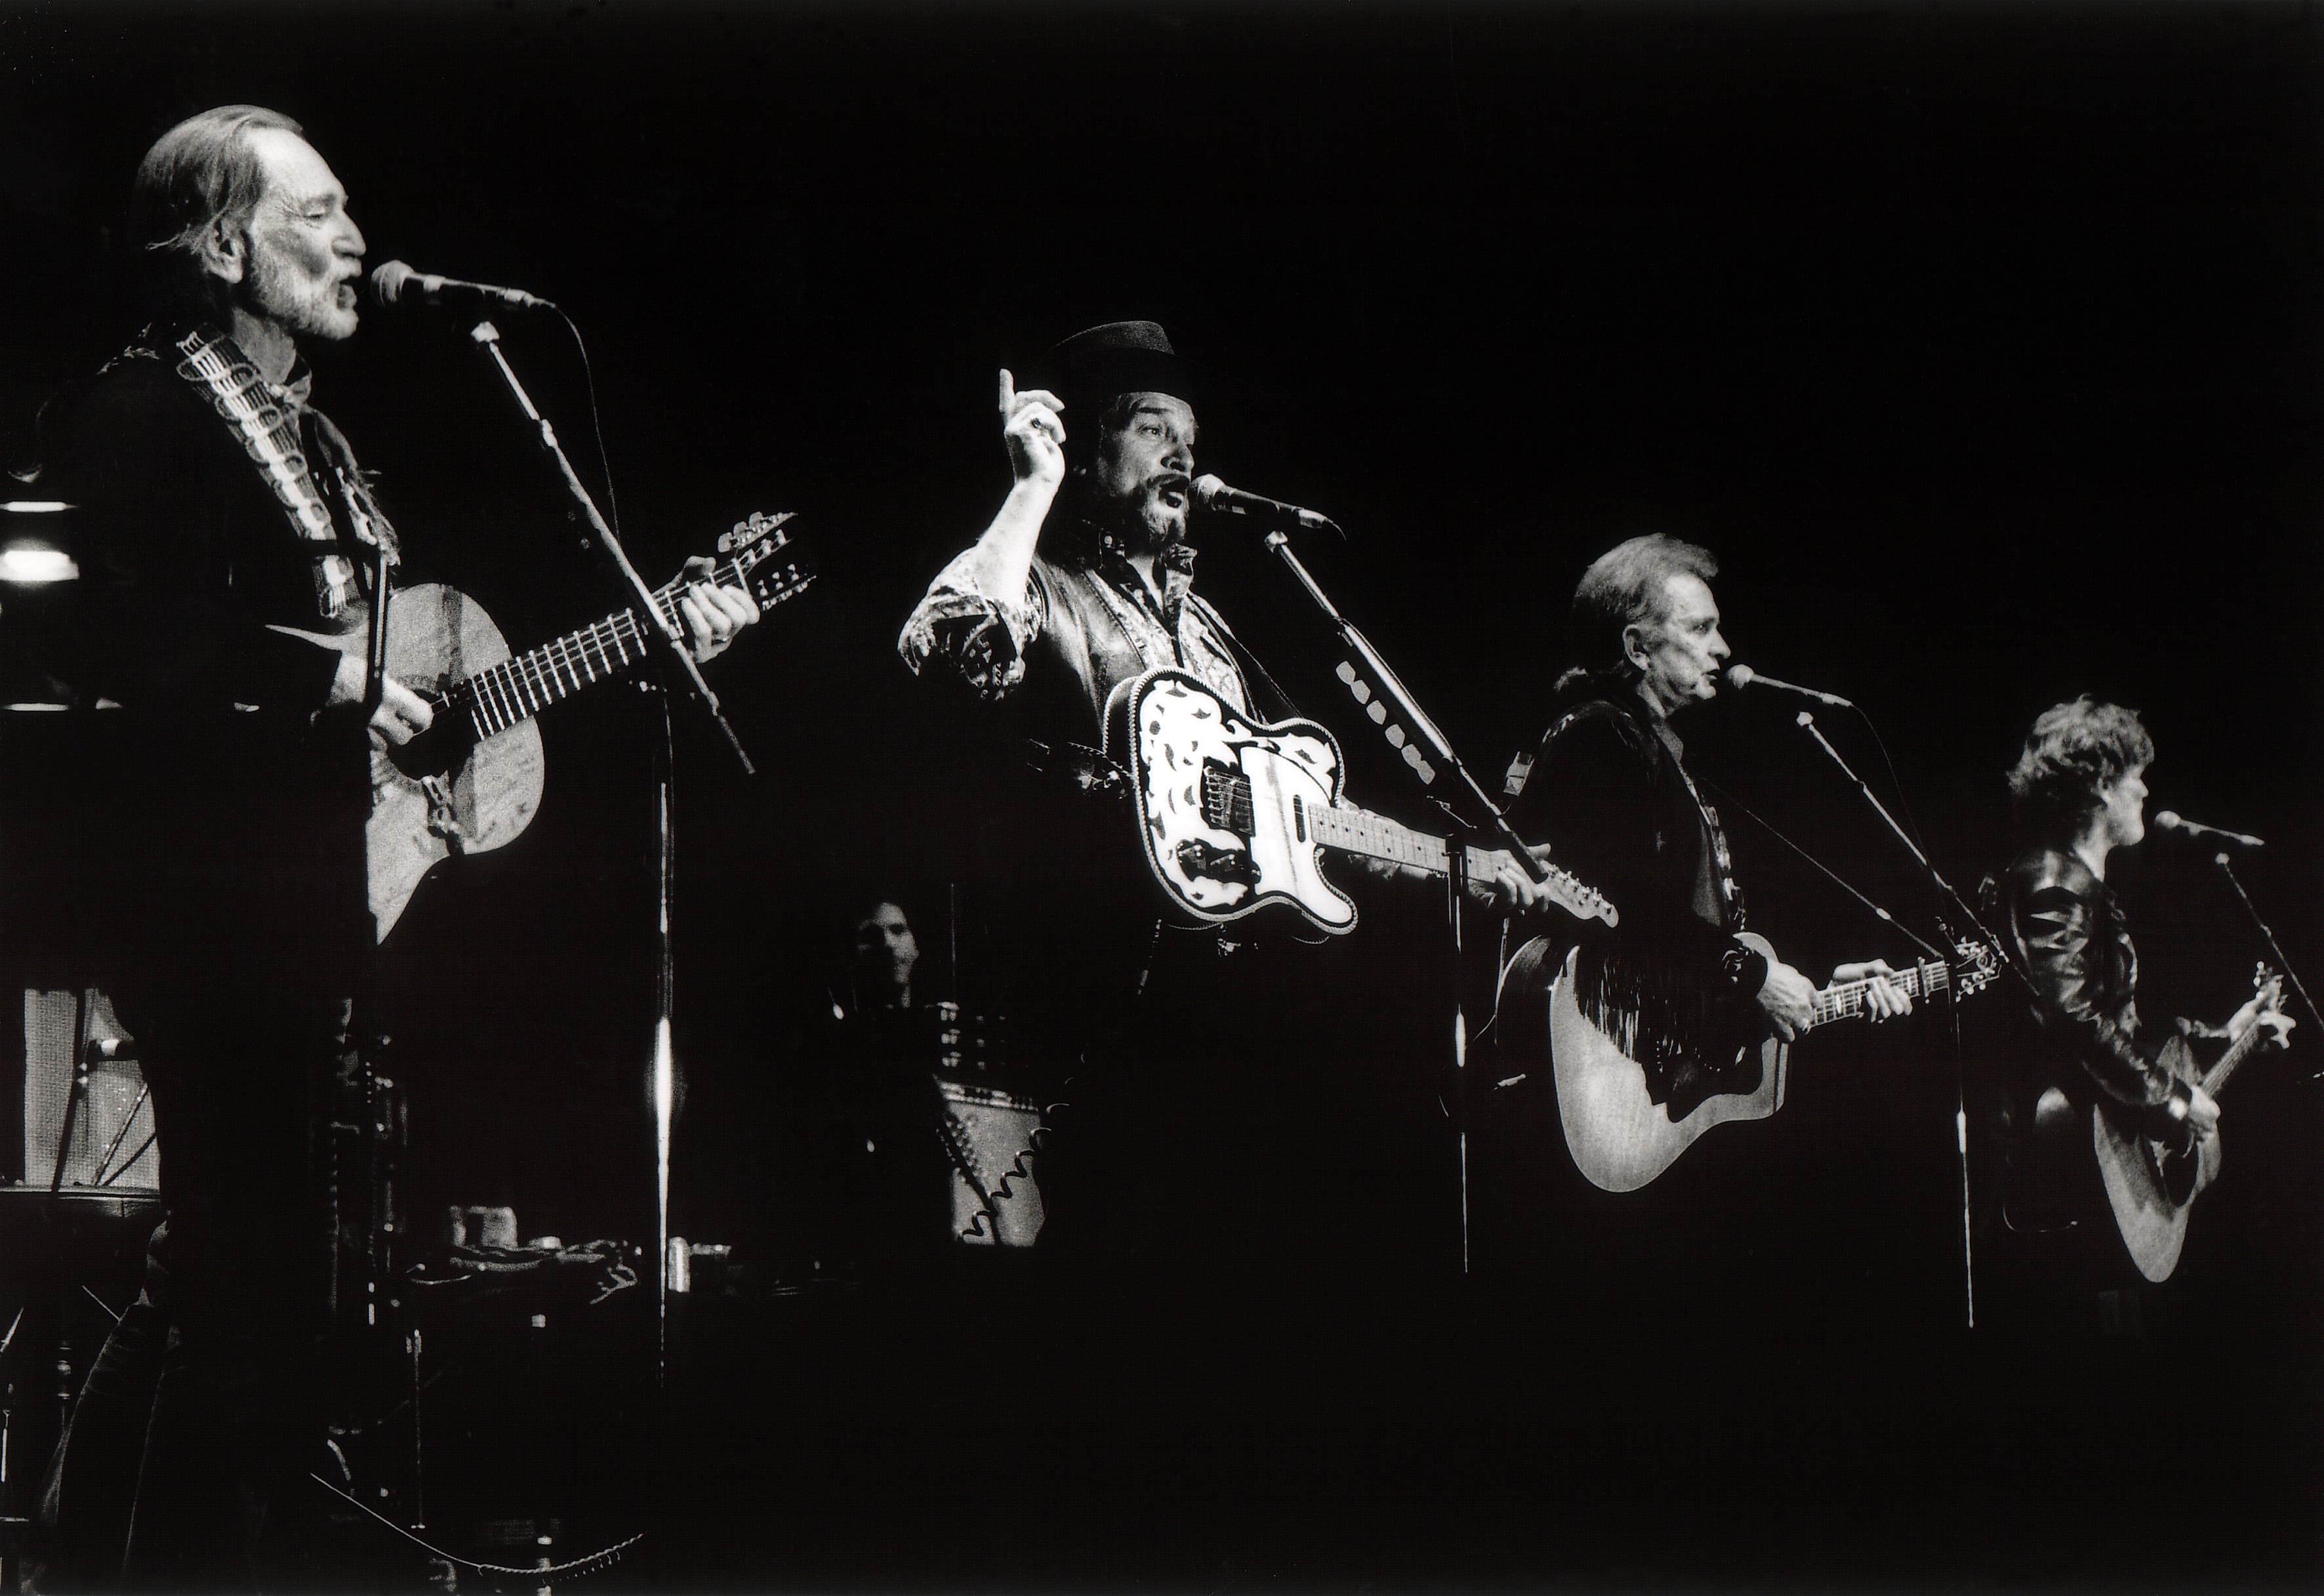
[420,775,471,854]
[1200,762,1255,838]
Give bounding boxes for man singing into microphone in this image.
[25,105,758,1585]
[1479,536,1908,1276]
[899,322,1551,1307]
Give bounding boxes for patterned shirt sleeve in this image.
[897,548,1050,701]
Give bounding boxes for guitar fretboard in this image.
[1305,799,1499,883]
[1296,794,1616,926]
[445,541,801,739]
[1806,960,1951,1030]
[2200,982,2281,1099]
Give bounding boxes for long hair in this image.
[129,104,305,319]
[2006,695,2153,842]
[1554,533,1719,697]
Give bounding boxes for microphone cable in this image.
[553,307,624,541]
[310,1470,644,1583]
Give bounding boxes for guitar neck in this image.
[1305,801,1492,882]
[2201,1010,2273,1100]
[449,558,740,739]
[1805,960,1951,1031]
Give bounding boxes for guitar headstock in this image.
[1548,865,1619,928]
[1952,937,2004,996]
[718,510,817,609]
[2254,962,2285,1014]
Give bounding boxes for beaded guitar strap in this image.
[169,325,398,621]
[1668,753,1749,933]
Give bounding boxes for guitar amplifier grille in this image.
[935,1082,1044,1248]
[22,988,160,1190]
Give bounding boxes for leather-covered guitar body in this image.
[1107,665,1356,931]
[1104,668,1620,936]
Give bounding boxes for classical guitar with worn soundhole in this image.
[1496,930,2002,1192]
[281,511,814,942]
[2091,964,2285,1282]
[1103,668,1618,934]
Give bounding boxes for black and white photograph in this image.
[1,1,2320,1589]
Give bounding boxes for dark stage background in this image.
[3,1,2322,1589]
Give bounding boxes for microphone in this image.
[368,259,552,312]
[1191,475,1339,534]
[1724,664,1854,710]
[2153,810,2266,849]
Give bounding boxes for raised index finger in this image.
[998,368,1016,419]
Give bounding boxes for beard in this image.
[246,234,360,342]
[1080,475,1191,556]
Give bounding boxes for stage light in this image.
[0,542,77,583]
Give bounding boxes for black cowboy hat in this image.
[1034,319,1212,413]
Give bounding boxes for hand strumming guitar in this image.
[328,649,435,747]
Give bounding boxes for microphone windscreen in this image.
[2153,810,2185,831]
[1724,665,1755,689]
[368,260,418,306]
[1191,474,1228,509]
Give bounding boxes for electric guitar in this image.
[285,512,815,943]
[1497,929,2001,1192]
[1103,668,1619,934]
[2092,964,2285,1282]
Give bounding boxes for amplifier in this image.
[18,988,158,1191]
[935,1080,1044,1248]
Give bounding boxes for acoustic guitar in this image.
[285,511,814,942]
[2092,964,2284,1282]
[1498,930,2001,1192]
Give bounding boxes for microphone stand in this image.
[2209,853,2323,1044]
[1249,525,1543,1274]
[467,319,754,1382]
[1789,709,2027,1331]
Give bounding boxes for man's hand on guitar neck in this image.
[1756,956,1912,1042]
[2226,990,2296,1054]
[674,554,760,663]
[328,651,434,748]
[1482,844,1566,916]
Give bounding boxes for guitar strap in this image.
[166,325,400,620]
[1658,730,1748,934]
[1203,611,1303,726]
[1534,699,1759,1113]
[1536,699,1747,932]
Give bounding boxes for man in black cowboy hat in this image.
[899,319,1245,735]
[900,321,1267,1284]
[901,323,1562,1307]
